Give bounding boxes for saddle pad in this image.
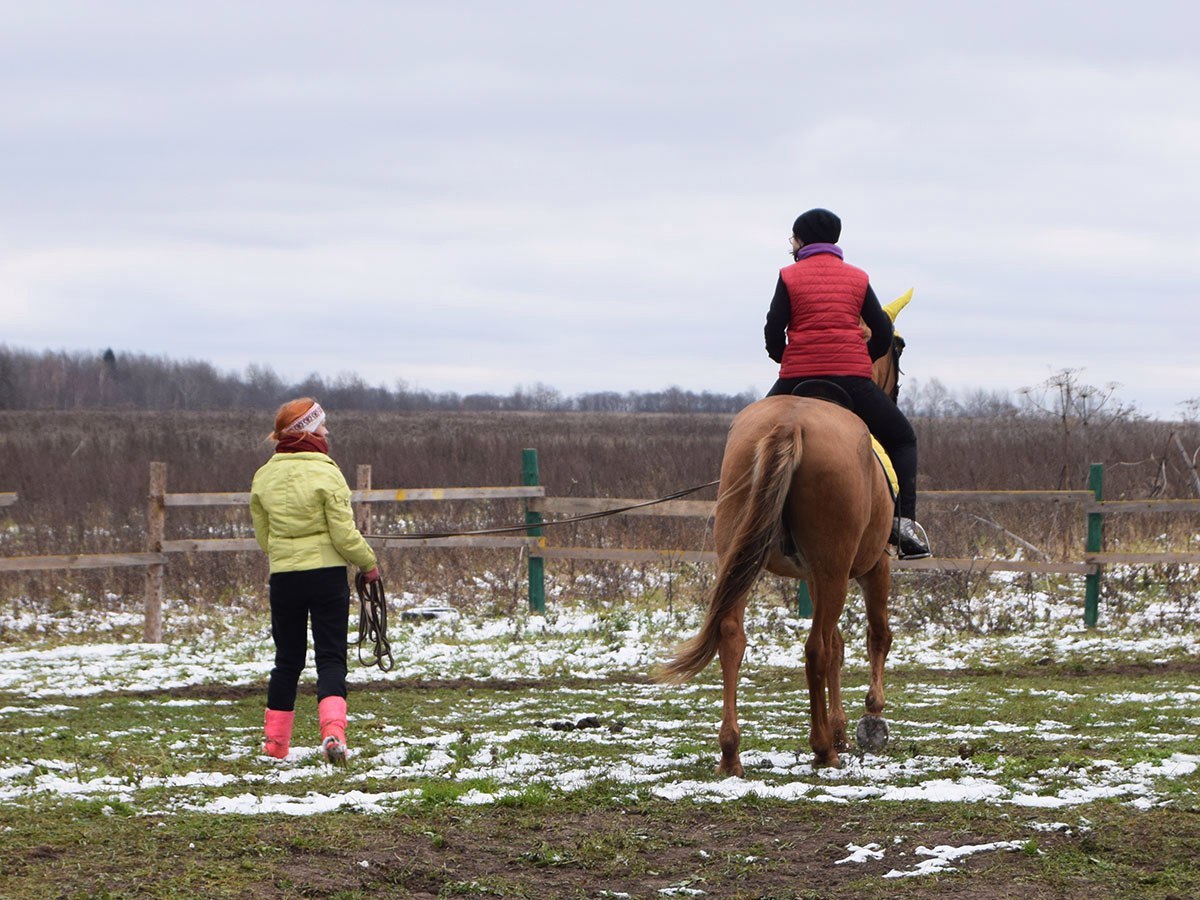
[871,436,899,501]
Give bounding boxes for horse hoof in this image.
[715,760,744,778]
[856,715,889,753]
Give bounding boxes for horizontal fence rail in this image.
[1086,552,1200,565]
[2,455,1198,640]
[1087,499,1200,514]
[531,497,715,518]
[164,486,546,508]
[922,490,1094,505]
[889,557,1098,576]
[0,552,167,572]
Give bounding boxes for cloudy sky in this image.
[2,1,1197,416]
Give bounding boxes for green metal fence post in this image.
[522,448,546,614]
[797,581,814,618]
[1084,462,1104,628]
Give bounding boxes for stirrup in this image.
[322,735,347,766]
[891,517,931,560]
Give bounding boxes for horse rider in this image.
[763,207,931,559]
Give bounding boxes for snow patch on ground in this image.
[1,588,1198,820]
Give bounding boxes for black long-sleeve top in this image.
[764,277,894,365]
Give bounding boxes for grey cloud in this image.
[2,1,1198,418]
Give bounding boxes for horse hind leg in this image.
[804,572,849,767]
[854,557,893,753]
[716,602,748,776]
[827,626,848,753]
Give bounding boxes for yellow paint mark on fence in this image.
[394,489,407,501]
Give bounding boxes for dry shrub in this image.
[1,409,1196,614]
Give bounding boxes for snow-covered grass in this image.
[1,569,1198,824]
[1,568,1199,895]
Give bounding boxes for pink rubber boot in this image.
[263,709,295,759]
[317,696,348,765]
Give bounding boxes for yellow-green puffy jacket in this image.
[250,452,378,574]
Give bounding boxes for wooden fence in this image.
[1,455,1198,641]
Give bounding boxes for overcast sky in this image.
[2,1,1197,417]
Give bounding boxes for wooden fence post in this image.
[523,449,545,613]
[355,464,372,534]
[144,461,166,643]
[1084,462,1104,628]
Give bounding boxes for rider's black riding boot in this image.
[890,517,931,560]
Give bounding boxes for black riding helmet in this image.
[792,208,842,245]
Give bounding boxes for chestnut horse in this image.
[657,291,912,772]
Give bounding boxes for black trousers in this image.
[266,566,350,711]
[767,375,919,519]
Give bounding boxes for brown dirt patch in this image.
[264,804,1086,899]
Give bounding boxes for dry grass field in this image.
[0,407,1197,618]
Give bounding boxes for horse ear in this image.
[883,288,914,324]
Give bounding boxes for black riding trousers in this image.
[266,565,350,711]
[766,375,919,520]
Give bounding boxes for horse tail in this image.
[657,423,801,683]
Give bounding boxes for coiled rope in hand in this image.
[354,572,394,673]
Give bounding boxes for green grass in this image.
[2,652,1199,896]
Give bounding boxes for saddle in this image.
[788,380,897,499]
[776,388,900,564]
[791,379,854,411]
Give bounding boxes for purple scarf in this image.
[793,242,843,262]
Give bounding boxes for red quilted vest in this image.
[777,253,873,379]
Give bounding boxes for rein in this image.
[354,572,394,673]
[354,481,717,667]
[363,479,720,541]
[885,334,906,402]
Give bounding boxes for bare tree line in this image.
[0,346,758,414]
[3,345,1199,502]
[5,345,1198,425]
